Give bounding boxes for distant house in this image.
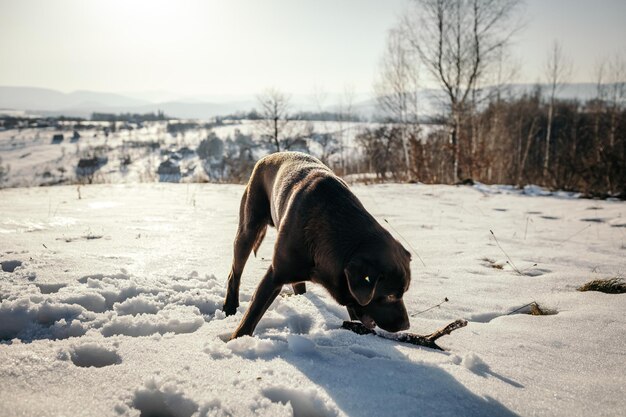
[157,159,181,183]
[51,134,63,144]
[76,156,108,180]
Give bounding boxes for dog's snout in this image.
[397,319,410,331]
[377,318,410,333]
[367,299,411,333]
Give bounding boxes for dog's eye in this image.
[386,294,397,302]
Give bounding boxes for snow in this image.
[66,343,122,368]
[0,182,625,417]
[0,121,368,188]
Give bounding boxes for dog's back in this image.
[250,152,337,229]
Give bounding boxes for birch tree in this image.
[374,27,420,178]
[402,0,522,182]
[543,40,571,180]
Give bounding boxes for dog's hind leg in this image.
[292,282,306,295]
[223,186,270,316]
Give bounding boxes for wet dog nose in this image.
[380,319,410,333]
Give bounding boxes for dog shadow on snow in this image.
[255,291,521,417]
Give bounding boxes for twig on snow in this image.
[341,319,468,351]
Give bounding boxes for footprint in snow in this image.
[522,267,551,277]
[68,343,121,368]
[35,283,67,294]
[130,380,198,417]
[262,386,338,417]
[1,260,22,272]
[580,217,606,223]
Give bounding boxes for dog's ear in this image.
[345,258,379,306]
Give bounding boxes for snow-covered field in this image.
[0,120,367,188]
[1,182,625,417]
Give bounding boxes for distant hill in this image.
[0,83,606,120]
[0,86,150,112]
[0,86,262,119]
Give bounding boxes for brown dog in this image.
[223,152,411,339]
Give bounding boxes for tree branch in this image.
[341,319,468,351]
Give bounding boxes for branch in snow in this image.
[341,319,468,351]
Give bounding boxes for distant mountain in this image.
[0,86,261,119]
[338,88,447,120]
[120,90,185,103]
[346,83,605,120]
[0,83,607,120]
[0,86,149,112]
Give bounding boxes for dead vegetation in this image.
[578,278,626,294]
[481,257,504,269]
[528,302,558,316]
[509,301,558,316]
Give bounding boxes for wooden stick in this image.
[341,319,468,351]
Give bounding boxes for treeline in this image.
[364,88,625,197]
[465,91,625,196]
[218,110,362,123]
[90,111,167,122]
[189,82,626,197]
[0,115,85,130]
[354,0,625,197]
[0,112,169,130]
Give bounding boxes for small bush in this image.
[577,278,626,294]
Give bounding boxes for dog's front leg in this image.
[230,266,281,339]
[347,305,358,320]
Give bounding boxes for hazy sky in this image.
[1,0,625,98]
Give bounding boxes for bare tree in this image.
[604,55,626,149]
[337,84,356,174]
[310,86,340,165]
[256,88,291,152]
[356,126,406,180]
[374,27,420,178]
[543,40,571,180]
[402,0,523,182]
[593,59,608,162]
[478,45,520,179]
[593,54,626,193]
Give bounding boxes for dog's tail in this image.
[252,225,267,257]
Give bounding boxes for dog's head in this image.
[344,243,411,332]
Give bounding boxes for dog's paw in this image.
[222,302,238,317]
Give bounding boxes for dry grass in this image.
[577,278,626,294]
[528,302,557,316]
[509,301,558,316]
[481,257,504,269]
